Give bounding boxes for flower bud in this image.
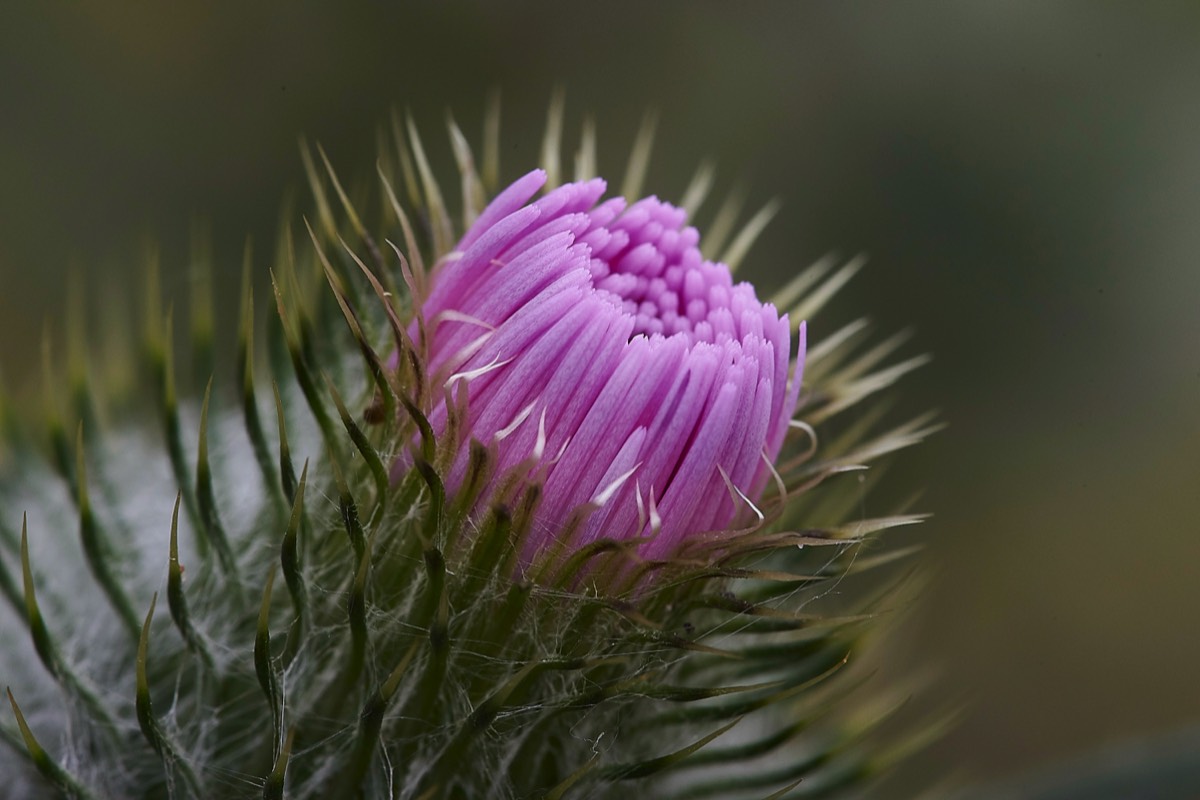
[406,169,804,566]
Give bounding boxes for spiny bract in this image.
[0,96,936,799]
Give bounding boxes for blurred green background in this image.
[1,1,1198,792]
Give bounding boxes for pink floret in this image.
[403,170,804,564]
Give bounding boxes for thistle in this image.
[0,97,935,799]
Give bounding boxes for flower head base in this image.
[409,169,803,566]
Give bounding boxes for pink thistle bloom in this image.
[406,169,804,564]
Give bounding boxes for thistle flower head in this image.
[0,98,935,800]
[411,169,803,566]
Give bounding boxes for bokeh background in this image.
[2,2,1198,794]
